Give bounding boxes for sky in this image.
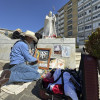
[0,0,69,32]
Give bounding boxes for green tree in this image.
[85,28,100,59]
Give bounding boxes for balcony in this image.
[58,10,64,16]
[58,15,64,20]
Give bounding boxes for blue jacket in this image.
[10,40,37,65]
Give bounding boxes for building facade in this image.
[57,7,65,37]
[57,0,78,39]
[64,0,78,38]
[78,0,100,45]
[55,14,59,36]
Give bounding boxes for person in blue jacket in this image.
[0,30,40,87]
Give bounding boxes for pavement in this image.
[0,80,42,100]
[0,61,42,100]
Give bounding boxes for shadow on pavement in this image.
[3,63,10,70]
[31,79,42,99]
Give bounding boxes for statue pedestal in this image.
[37,38,76,69]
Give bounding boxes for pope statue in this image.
[43,11,57,38]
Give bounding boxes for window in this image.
[85,25,92,29]
[67,5,72,9]
[78,12,86,18]
[78,26,84,31]
[85,16,92,22]
[92,13,100,20]
[98,14,100,17]
[67,8,72,14]
[89,10,91,13]
[78,19,84,25]
[98,6,100,9]
[84,2,91,8]
[95,6,97,10]
[67,20,72,25]
[67,14,72,19]
[92,0,98,4]
[78,6,83,12]
[84,12,87,15]
[68,31,73,36]
[92,4,100,12]
[68,25,72,31]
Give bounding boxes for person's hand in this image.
[29,60,38,65]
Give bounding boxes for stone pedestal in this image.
[37,38,76,69]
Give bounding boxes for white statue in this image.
[43,11,57,38]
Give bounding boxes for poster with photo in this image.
[39,50,49,61]
[62,46,71,57]
[49,58,65,69]
[54,45,62,55]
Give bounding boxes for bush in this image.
[85,28,100,59]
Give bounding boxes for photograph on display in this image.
[39,50,49,61]
[54,45,62,54]
[34,48,51,69]
[62,46,71,57]
[49,58,65,69]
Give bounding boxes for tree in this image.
[85,28,100,59]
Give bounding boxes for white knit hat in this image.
[25,30,37,42]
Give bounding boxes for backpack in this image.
[39,68,82,100]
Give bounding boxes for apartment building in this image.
[57,0,78,38]
[64,0,78,38]
[78,0,100,45]
[57,7,65,37]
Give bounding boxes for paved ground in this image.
[0,78,42,100]
[0,62,42,100]
[4,81,41,100]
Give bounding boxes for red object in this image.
[48,34,56,38]
[52,84,63,94]
[43,77,54,88]
[52,34,56,38]
[42,77,63,95]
